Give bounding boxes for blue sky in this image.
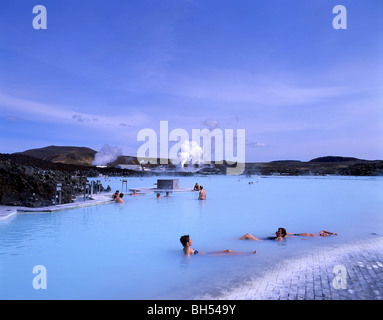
[0,0,382,162]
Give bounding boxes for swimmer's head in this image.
[180,235,191,247]
[276,228,287,237]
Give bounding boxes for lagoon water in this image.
[0,175,382,299]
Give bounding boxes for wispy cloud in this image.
[156,68,353,107]
[0,92,149,131]
[5,116,20,122]
[203,119,219,129]
[246,141,269,148]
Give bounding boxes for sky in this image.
[0,0,382,162]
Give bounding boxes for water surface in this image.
[0,175,381,299]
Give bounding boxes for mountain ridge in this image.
[14,145,379,166]
[1,146,382,177]
[15,146,97,166]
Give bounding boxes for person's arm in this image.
[284,232,299,238]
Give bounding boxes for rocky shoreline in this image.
[0,155,85,207]
[1,153,382,208]
[0,153,139,208]
[245,158,383,176]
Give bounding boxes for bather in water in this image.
[180,235,257,256]
[240,228,337,241]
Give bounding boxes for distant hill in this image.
[15,146,97,166]
[245,156,383,176]
[11,146,383,176]
[269,160,302,163]
[13,146,177,167]
[309,156,363,163]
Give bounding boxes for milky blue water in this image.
[0,175,382,299]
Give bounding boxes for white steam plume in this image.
[178,140,203,167]
[92,144,123,166]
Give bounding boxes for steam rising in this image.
[92,144,123,166]
[178,140,203,167]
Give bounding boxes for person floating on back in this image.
[240,228,287,241]
[179,235,256,256]
[240,228,337,241]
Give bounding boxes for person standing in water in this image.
[112,190,120,200]
[115,193,124,203]
[198,186,206,200]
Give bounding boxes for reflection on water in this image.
[0,175,382,299]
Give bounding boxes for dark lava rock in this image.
[0,155,88,207]
[0,153,144,207]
